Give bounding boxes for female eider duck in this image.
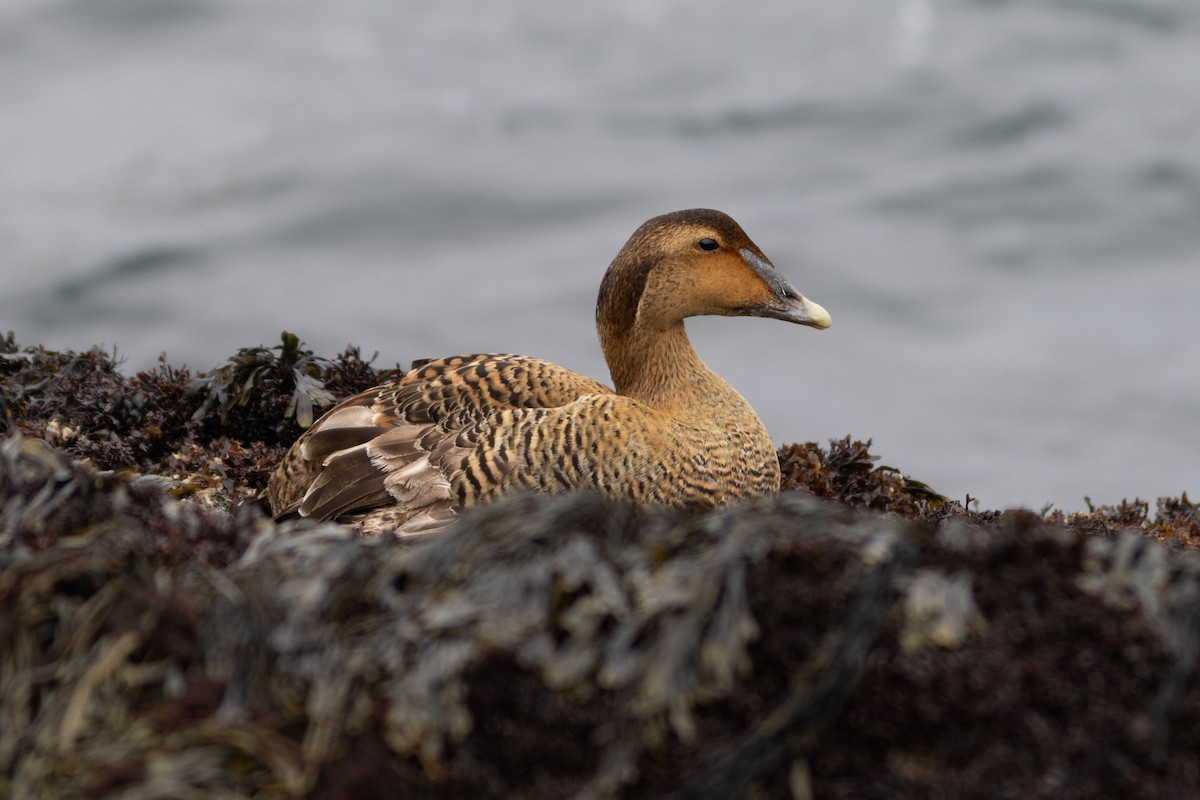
[266,209,831,535]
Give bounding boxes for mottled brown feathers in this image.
[266,209,831,535]
[267,354,611,532]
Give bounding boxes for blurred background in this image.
[1,0,1197,510]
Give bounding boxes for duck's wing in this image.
[265,354,613,531]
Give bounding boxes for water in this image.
[2,0,1197,511]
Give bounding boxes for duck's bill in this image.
[756,293,832,329]
[739,249,832,329]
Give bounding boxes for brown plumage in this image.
[266,209,831,535]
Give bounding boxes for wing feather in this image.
[265,354,614,533]
[298,443,391,519]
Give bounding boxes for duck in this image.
[266,209,831,535]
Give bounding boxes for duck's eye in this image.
[698,237,719,252]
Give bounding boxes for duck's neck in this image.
[601,321,741,414]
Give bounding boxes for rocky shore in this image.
[2,332,1197,798]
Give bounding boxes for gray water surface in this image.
[2,0,1198,510]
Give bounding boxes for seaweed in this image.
[0,332,400,503]
[0,435,259,564]
[190,330,335,432]
[2,451,1198,799]
[780,437,1200,546]
[2,335,1199,798]
[1043,493,1200,549]
[779,436,971,532]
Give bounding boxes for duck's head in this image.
[597,209,832,337]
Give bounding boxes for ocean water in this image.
[2,0,1197,511]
